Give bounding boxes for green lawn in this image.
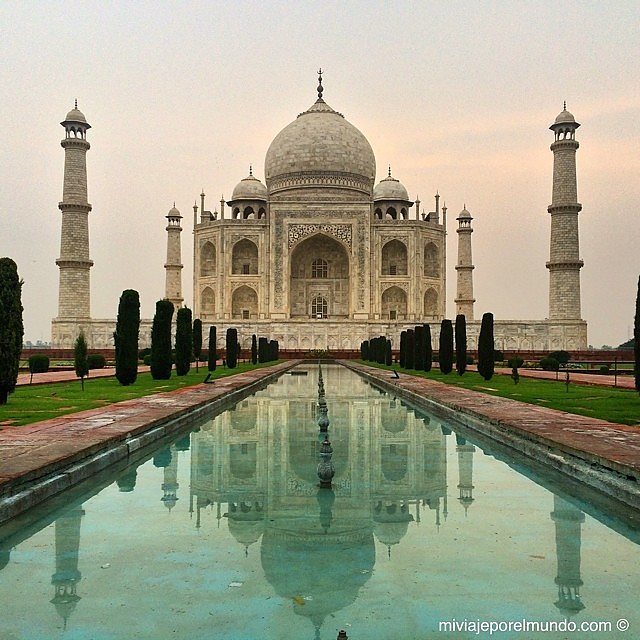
[0,362,279,428]
[361,361,640,426]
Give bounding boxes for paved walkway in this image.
[17,366,152,386]
[0,361,296,510]
[492,366,636,389]
[346,361,640,485]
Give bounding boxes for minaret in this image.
[455,206,475,319]
[551,496,586,616]
[547,104,584,320]
[55,101,93,320]
[456,434,475,515]
[51,505,85,630]
[164,204,183,309]
[161,444,179,510]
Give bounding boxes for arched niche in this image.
[232,239,259,274]
[201,286,215,318]
[381,286,407,320]
[381,444,408,481]
[381,240,407,275]
[424,288,438,317]
[424,242,439,277]
[289,234,350,318]
[200,242,216,276]
[232,285,258,319]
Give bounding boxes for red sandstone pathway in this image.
[492,366,636,390]
[0,361,296,498]
[17,366,152,386]
[347,361,640,483]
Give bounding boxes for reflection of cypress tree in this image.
[153,446,172,468]
[116,468,138,492]
[175,434,191,451]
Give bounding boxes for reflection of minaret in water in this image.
[161,445,179,511]
[551,496,586,616]
[456,434,475,514]
[51,506,85,629]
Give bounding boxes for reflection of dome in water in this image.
[261,528,375,631]
[228,516,265,551]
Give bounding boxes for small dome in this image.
[373,173,409,201]
[555,108,576,124]
[457,206,472,219]
[64,107,88,124]
[231,173,268,201]
[167,205,182,217]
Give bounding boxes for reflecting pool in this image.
[1,364,639,639]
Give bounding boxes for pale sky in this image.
[1,1,638,347]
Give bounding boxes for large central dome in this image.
[264,97,376,199]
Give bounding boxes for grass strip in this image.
[360,361,640,426]
[0,362,280,428]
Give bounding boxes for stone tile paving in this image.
[0,361,296,499]
[491,366,636,389]
[16,366,151,386]
[347,361,640,483]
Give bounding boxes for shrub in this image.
[455,314,467,376]
[493,349,504,363]
[0,258,23,405]
[549,350,570,366]
[208,326,217,371]
[150,300,174,379]
[540,356,560,372]
[477,313,495,380]
[226,328,238,368]
[138,348,151,360]
[599,364,610,374]
[424,324,433,372]
[175,307,193,376]
[508,356,524,368]
[28,354,49,374]
[87,354,106,369]
[439,320,453,374]
[74,331,89,390]
[466,355,474,365]
[193,319,203,371]
[143,355,152,366]
[114,289,140,385]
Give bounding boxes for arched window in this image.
[311,258,328,278]
[200,242,216,276]
[311,296,328,319]
[400,207,407,219]
[381,286,407,320]
[232,207,240,219]
[424,242,439,277]
[374,208,382,219]
[243,206,255,219]
[232,239,258,274]
[258,207,266,219]
[385,207,397,220]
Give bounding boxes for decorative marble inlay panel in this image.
[358,221,366,308]
[287,223,352,249]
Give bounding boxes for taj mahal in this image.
[51,73,587,351]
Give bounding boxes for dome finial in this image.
[388,165,391,177]
[249,164,253,176]
[74,98,77,109]
[564,100,567,110]
[317,67,323,100]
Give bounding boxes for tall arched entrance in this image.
[289,234,350,318]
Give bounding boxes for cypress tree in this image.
[274,340,279,360]
[226,328,238,368]
[424,324,433,372]
[0,258,23,405]
[405,329,415,369]
[251,334,258,364]
[208,325,217,371]
[478,312,495,381]
[258,337,268,363]
[385,339,392,366]
[414,325,425,371]
[269,340,277,362]
[193,319,203,371]
[175,307,193,376]
[399,331,407,368]
[455,314,467,376]
[114,289,140,385]
[439,319,453,374]
[74,331,89,390]
[150,299,174,379]
[635,275,640,392]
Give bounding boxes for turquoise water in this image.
[1,364,639,640]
